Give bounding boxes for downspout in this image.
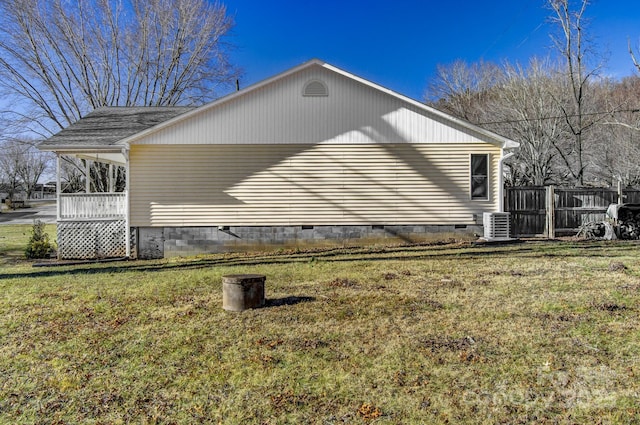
[498,150,516,212]
[123,147,131,258]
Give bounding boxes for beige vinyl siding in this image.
[133,66,500,147]
[130,143,501,227]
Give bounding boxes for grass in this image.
[0,224,56,266]
[1,227,639,423]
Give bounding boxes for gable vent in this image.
[303,80,328,97]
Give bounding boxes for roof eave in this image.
[114,58,519,149]
[319,62,520,150]
[502,140,520,149]
[39,144,126,153]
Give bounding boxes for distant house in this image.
[40,59,518,260]
[30,182,57,200]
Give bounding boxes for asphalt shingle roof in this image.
[39,106,194,149]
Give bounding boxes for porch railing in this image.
[59,193,126,221]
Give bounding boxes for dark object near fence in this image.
[576,221,616,240]
[607,204,640,240]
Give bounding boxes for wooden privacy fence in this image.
[505,186,640,237]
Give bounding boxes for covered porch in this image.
[53,147,131,260]
[38,106,194,259]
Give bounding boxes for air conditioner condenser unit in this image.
[482,212,513,241]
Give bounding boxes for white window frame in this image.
[470,153,490,201]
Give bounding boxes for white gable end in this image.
[131,63,505,147]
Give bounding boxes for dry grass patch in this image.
[1,238,640,423]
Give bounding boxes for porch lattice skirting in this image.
[57,220,127,259]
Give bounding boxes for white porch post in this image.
[56,154,61,221]
[109,163,115,192]
[124,149,131,258]
[85,159,91,193]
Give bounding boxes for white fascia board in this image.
[75,152,126,165]
[319,62,520,150]
[116,58,519,150]
[39,145,124,153]
[39,146,127,165]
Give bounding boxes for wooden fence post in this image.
[618,180,623,205]
[545,186,555,239]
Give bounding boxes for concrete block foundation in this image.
[135,224,482,259]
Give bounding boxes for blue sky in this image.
[225,0,640,100]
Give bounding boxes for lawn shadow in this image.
[1,240,636,281]
[264,296,315,308]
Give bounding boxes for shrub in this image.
[25,220,54,259]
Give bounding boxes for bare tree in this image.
[59,160,86,194]
[426,2,636,188]
[0,140,51,202]
[0,0,238,138]
[0,0,237,194]
[547,0,603,186]
[485,59,569,186]
[426,60,504,124]
[16,144,50,200]
[0,142,23,204]
[426,58,572,186]
[629,39,640,74]
[592,76,640,186]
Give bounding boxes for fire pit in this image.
[222,274,265,312]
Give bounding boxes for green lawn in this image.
[0,224,56,266]
[1,227,639,423]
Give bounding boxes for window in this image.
[470,154,489,200]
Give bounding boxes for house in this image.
[39,59,518,260]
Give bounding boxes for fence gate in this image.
[505,187,546,237]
